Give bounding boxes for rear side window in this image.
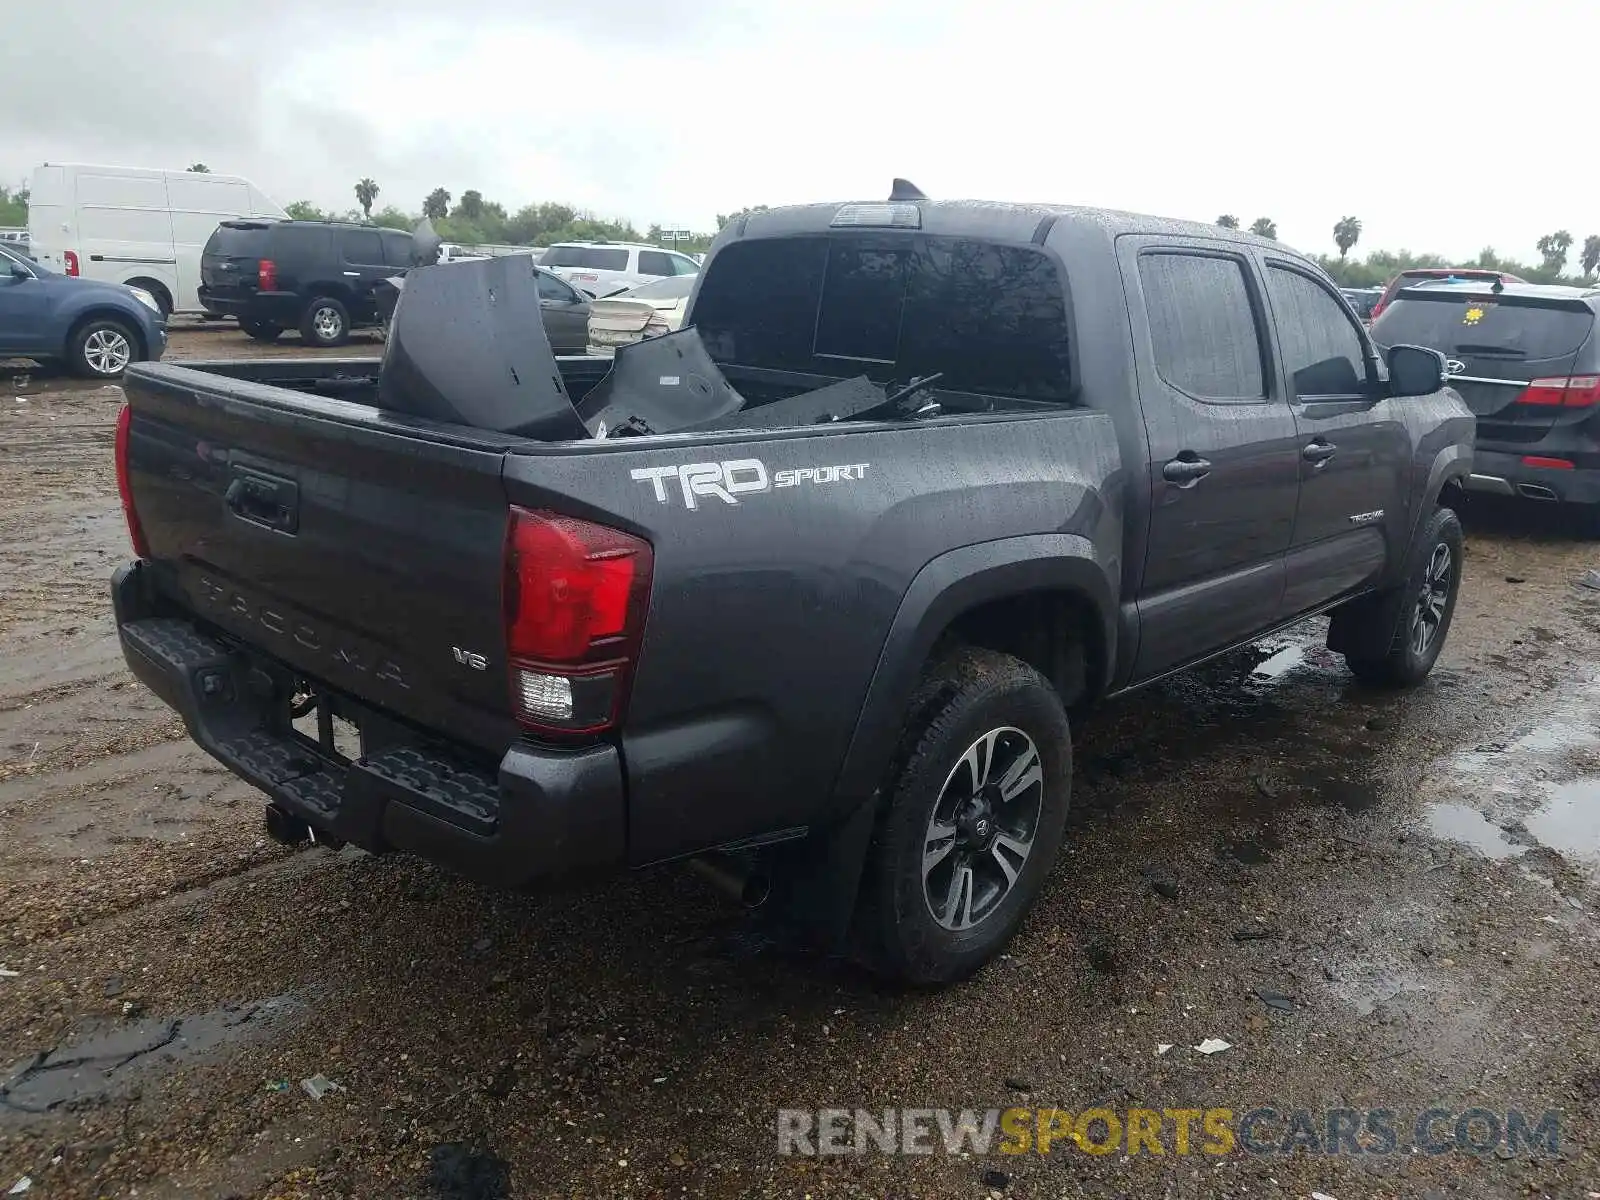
[1371,294,1595,361]
[381,231,412,266]
[543,246,629,271]
[341,230,383,264]
[1266,266,1368,396]
[208,225,271,257]
[693,234,1073,402]
[1138,252,1265,401]
[637,250,675,276]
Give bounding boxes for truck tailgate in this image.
[122,364,519,754]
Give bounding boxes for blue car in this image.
[0,242,166,378]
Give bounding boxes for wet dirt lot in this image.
[2,327,1600,1199]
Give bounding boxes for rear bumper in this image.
[111,561,626,888]
[1462,449,1600,506]
[196,290,306,326]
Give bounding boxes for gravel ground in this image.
[1,328,1599,1199]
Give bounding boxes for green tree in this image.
[455,189,484,220]
[422,188,451,220]
[187,163,210,173]
[370,205,413,232]
[0,185,27,227]
[1249,217,1278,240]
[1333,216,1362,260]
[1581,235,1600,280]
[284,200,332,220]
[354,178,380,220]
[1536,230,1573,274]
[1215,214,1239,229]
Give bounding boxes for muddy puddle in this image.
[1418,672,1600,880]
[1,996,294,1122]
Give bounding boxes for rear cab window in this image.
[692,234,1074,403]
[1137,252,1266,401]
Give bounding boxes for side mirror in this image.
[11,264,29,279]
[1388,344,1445,397]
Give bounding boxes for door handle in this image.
[1162,455,1213,485]
[225,467,299,534]
[343,270,360,277]
[1302,440,1338,465]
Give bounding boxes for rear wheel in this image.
[67,318,138,378]
[300,297,349,347]
[1343,505,1463,687]
[854,648,1072,985]
[240,320,283,343]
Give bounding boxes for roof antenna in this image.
[889,178,927,202]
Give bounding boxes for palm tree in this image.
[1581,235,1600,280]
[1333,216,1362,260]
[1536,230,1573,274]
[1216,214,1239,229]
[354,178,380,220]
[1249,217,1278,240]
[422,188,452,220]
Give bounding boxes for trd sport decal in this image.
[631,459,870,509]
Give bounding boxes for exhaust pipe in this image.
[1517,483,1558,501]
[264,804,311,846]
[688,852,770,908]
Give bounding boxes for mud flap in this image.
[761,794,882,952]
[1326,580,1406,658]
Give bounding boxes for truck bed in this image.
[114,351,1118,881]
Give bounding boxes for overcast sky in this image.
[3,0,1594,263]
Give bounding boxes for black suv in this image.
[199,220,413,347]
[1371,280,1600,528]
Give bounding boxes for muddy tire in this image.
[299,297,349,347]
[853,648,1072,985]
[1342,506,1463,688]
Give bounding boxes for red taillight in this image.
[63,250,79,276]
[503,508,652,735]
[1521,456,1574,470]
[1514,376,1600,408]
[114,404,150,558]
[258,259,277,291]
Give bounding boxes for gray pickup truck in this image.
[111,190,1474,983]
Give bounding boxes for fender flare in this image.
[830,534,1116,805]
[1420,442,1473,529]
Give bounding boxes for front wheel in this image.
[854,648,1072,985]
[68,318,138,378]
[1343,505,1463,687]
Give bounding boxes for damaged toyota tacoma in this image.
[111,188,1475,983]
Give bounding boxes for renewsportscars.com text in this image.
[777,1106,1561,1158]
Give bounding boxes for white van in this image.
[27,163,286,316]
